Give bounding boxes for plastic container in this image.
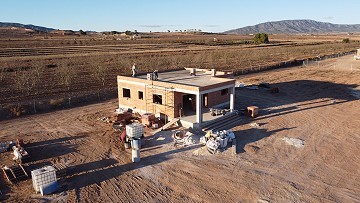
[126,123,144,139]
[40,181,58,196]
[132,149,140,162]
[132,139,140,149]
[31,166,57,193]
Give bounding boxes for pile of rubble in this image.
[1,139,29,163]
[200,130,236,154]
[173,131,196,147]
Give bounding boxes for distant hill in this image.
[224,20,360,34]
[0,22,55,32]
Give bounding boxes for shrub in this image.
[254,33,269,44]
[342,38,350,43]
[79,30,86,35]
[125,30,133,35]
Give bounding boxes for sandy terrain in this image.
[1,55,360,202]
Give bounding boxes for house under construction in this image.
[117,68,236,128]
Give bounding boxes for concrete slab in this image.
[137,70,233,88]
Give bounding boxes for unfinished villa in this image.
[117,68,236,128]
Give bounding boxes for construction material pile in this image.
[200,130,235,154]
[1,139,29,163]
[173,131,196,147]
[0,141,16,153]
[210,108,230,116]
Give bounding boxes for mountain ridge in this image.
[0,22,55,32]
[224,20,360,34]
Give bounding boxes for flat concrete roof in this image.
[137,69,234,88]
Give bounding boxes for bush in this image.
[342,38,350,43]
[79,30,86,35]
[125,30,133,35]
[254,33,269,44]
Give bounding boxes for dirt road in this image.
[1,56,359,202]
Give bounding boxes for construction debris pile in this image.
[0,141,16,153]
[236,81,279,94]
[1,139,29,164]
[173,131,196,147]
[98,108,135,126]
[210,108,230,116]
[200,130,236,154]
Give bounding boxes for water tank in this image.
[126,123,144,139]
[31,166,57,193]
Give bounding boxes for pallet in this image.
[2,164,28,184]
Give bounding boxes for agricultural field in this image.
[0,54,359,202]
[1,33,360,120]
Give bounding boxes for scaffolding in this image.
[145,83,174,123]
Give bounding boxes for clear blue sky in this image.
[1,0,359,32]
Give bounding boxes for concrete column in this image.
[196,93,202,124]
[230,87,235,112]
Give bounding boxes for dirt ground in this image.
[1,55,360,202]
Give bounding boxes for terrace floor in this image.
[137,69,233,87]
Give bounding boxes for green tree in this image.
[79,30,86,35]
[254,33,269,44]
[125,30,133,35]
[342,38,350,43]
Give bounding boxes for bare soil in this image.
[1,55,359,202]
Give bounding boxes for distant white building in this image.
[131,34,141,39]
